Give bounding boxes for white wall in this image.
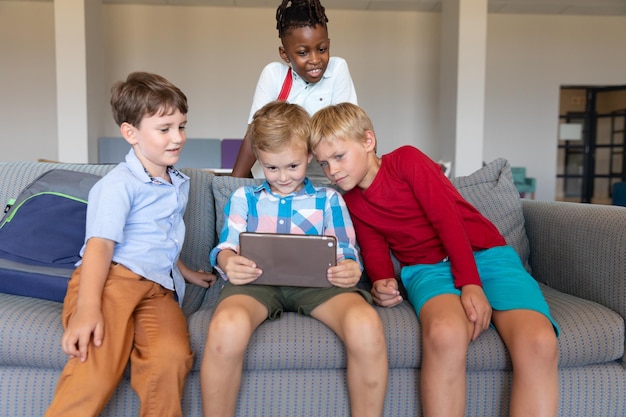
[484,14,626,200]
[0,2,57,162]
[1,3,625,200]
[99,6,441,157]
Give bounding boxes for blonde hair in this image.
[310,102,376,152]
[248,101,311,155]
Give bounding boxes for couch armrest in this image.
[522,200,626,318]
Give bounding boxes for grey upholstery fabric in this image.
[523,200,626,318]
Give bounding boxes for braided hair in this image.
[276,0,329,38]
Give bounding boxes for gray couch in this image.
[0,159,624,417]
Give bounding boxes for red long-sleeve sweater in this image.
[343,146,506,288]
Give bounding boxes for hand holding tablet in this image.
[239,232,337,287]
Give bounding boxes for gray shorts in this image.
[219,282,372,320]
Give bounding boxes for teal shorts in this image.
[400,245,559,335]
[219,282,372,320]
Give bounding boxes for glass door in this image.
[557,86,626,204]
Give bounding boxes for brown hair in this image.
[310,102,376,151]
[248,101,311,156]
[110,72,188,127]
[276,0,328,38]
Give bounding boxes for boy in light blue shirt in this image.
[45,72,216,417]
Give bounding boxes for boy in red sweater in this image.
[310,103,559,417]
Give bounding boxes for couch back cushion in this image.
[451,158,531,272]
[213,177,263,236]
[178,168,216,315]
[0,162,116,205]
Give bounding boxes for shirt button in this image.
[279,220,285,225]
[281,199,286,204]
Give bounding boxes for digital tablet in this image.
[239,232,337,287]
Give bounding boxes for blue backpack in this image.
[0,169,101,301]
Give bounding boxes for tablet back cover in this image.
[239,232,336,287]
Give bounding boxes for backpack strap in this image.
[277,68,293,101]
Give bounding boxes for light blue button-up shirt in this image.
[78,149,190,304]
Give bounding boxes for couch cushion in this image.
[0,162,116,209]
[0,292,66,369]
[212,176,264,237]
[451,158,531,272]
[2,280,621,373]
[178,168,216,316]
[465,284,624,371]
[187,282,625,372]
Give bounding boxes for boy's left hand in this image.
[327,259,362,288]
[460,284,492,341]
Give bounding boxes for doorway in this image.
[557,85,626,204]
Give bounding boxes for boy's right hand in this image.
[218,249,262,285]
[61,306,104,362]
[371,278,403,308]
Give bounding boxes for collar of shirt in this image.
[124,148,188,188]
[290,60,334,86]
[254,177,316,198]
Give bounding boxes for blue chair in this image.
[511,167,536,199]
[612,182,626,207]
[221,138,243,170]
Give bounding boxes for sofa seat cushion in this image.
[0,293,66,369]
[187,299,419,372]
[541,285,624,367]
[187,283,624,373]
[4,284,621,373]
[466,284,624,371]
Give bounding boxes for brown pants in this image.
[45,263,193,417]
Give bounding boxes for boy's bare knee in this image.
[422,316,469,354]
[206,307,256,357]
[343,306,386,353]
[514,326,559,366]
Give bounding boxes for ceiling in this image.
[5,0,626,15]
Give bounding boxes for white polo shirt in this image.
[248,57,358,181]
[247,56,358,123]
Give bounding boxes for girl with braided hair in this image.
[230,0,358,184]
